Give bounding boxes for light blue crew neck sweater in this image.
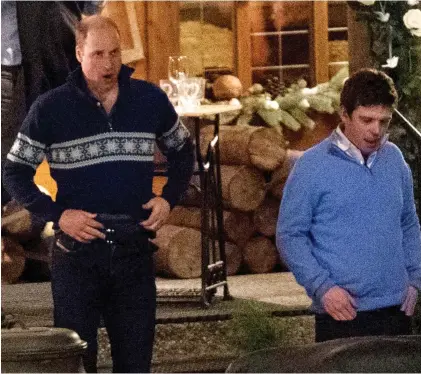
[276,134,421,313]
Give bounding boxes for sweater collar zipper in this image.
[67,65,134,132]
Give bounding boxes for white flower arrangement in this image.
[350,0,420,126]
[403,8,421,36]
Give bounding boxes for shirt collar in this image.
[331,125,388,168]
[67,64,134,94]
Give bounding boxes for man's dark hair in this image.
[340,68,398,116]
[76,15,120,48]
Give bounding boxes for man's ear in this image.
[76,46,83,63]
[339,106,350,124]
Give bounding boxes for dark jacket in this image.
[16,1,92,110]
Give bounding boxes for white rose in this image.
[263,100,279,111]
[298,99,310,110]
[268,101,280,110]
[403,9,421,37]
[408,0,419,6]
[358,0,375,5]
[229,98,241,107]
[410,27,421,37]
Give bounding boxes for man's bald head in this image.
[76,15,120,48]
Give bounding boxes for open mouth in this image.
[103,74,113,80]
[365,140,378,147]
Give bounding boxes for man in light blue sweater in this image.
[276,69,421,342]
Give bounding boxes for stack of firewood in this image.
[1,192,54,284]
[153,124,304,279]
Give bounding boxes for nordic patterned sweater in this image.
[276,133,421,313]
[3,65,195,224]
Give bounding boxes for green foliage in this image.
[238,68,348,132]
[228,300,288,353]
[349,1,421,127]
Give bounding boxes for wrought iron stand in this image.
[182,105,241,307]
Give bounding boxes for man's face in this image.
[340,105,393,156]
[76,25,121,91]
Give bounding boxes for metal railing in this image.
[391,109,421,220]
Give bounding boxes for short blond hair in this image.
[76,15,120,47]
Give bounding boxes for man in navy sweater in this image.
[3,15,194,372]
[277,69,421,342]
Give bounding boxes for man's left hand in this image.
[140,197,170,231]
[400,285,418,316]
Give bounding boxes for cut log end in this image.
[242,236,278,274]
[224,242,242,276]
[153,225,202,279]
[1,237,26,284]
[222,165,266,212]
[249,127,288,171]
[253,197,281,237]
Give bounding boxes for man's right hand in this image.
[322,286,357,321]
[58,209,105,243]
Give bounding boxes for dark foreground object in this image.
[226,335,421,373]
[2,327,87,373]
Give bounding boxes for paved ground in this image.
[156,272,311,308]
[2,272,311,326]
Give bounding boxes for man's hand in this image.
[141,197,170,231]
[401,285,418,316]
[322,286,357,321]
[58,209,105,243]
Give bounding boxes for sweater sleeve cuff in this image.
[409,279,421,292]
[314,279,336,302]
[42,202,66,224]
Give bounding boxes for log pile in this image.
[1,192,54,284]
[153,124,304,278]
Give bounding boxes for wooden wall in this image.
[347,6,373,74]
[103,1,180,84]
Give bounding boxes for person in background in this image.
[1,1,103,206]
[3,15,195,372]
[276,68,421,342]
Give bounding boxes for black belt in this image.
[55,213,155,252]
[96,213,156,244]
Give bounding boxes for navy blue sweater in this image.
[3,65,195,223]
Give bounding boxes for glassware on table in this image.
[178,77,206,110]
[159,79,178,107]
[168,55,189,86]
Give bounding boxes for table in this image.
[180,104,242,307]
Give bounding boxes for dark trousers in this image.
[315,305,412,343]
[1,65,26,206]
[51,237,156,373]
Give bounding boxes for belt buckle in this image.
[105,227,116,244]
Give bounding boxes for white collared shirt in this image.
[331,126,388,169]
